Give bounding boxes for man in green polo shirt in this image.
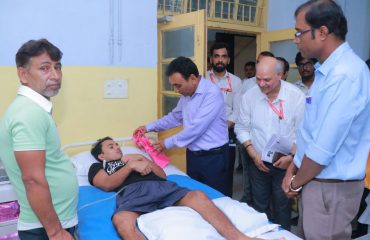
[0,39,78,240]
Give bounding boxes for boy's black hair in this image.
[91,136,113,161]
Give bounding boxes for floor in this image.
[231,165,370,240]
[231,164,300,236]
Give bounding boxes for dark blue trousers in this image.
[18,226,76,240]
[250,162,291,230]
[186,144,232,196]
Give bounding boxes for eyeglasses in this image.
[294,28,313,38]
[298,62,314,69]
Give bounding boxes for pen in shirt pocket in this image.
[306,96,312,104]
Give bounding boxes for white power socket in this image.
[104,79,128,98]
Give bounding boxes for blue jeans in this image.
[18,226,76,240]
[250,162,291,230]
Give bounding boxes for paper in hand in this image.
[262,134,293,163]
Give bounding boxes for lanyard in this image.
[267,99,284,120]
[209,72,233,92]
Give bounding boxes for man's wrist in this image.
[163,138,172,149]
[244,143,256,160]
[289,175,302,192]
[244,143,253,149]
[46,224,63,239]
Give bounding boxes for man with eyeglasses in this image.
[293,52,317,95]
[282,0,370,239]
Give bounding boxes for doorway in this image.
[207,29,256,80]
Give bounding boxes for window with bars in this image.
[157,0,183,13]
[158,0,259,24]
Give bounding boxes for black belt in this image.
[313,178,363,183]
[188,143,228,156]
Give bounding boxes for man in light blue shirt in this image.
[282,1,370,239]
[136,56,230,195]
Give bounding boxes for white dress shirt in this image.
[206,70,242,123]
[233,77,257,123]
[241,76,257,95]
[235,80,305,158]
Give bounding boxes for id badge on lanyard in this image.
[209,72,233,93]
[267,99,284,134]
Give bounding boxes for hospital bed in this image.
[63,137,302,240]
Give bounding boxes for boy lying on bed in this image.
[88,136,261,240]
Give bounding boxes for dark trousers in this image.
[237,144,253,204]
[227,145,236,197]
[186,144,231,196]
[226,128,237,197]
[18,226,76,240]
[352,188,370,238]
[250,162,291,230]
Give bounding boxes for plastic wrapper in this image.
[0,201,19,223]
[132,129,170,168]
[0,233,18,240]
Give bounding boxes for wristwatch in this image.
[289,175,302,192]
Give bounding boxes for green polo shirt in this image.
[0,94,78,226]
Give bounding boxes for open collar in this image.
[17,85,52,113]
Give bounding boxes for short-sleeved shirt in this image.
[88,160,165,192]
[88,160,189,214]
[0,86,78,230]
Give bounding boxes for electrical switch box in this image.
[104,79,128,99]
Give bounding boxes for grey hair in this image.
[275,60,284,74]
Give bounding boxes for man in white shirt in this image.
[235,56,305,230]
[240,51,275,96]
[237,51,274,204]
[206,42,242,197]
[293,52,317,95]
[206,42,242,129]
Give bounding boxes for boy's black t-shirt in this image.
[88,159,165,192]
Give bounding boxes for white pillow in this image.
[70,146,150,176]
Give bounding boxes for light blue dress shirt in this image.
[294,42,370,180]
[146,77,228,151]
